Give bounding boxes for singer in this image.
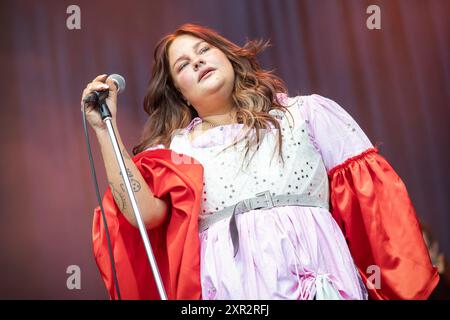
[82,24,438,300]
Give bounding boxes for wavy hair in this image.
[133,24,294,169]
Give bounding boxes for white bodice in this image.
[169,96,330,218]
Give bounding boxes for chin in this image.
[201,76,227,93]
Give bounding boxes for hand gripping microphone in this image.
[83,74,126,120]
[83,73,126,104]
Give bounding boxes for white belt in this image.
[198,190,328,257]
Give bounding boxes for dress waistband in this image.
[198,190,328,257]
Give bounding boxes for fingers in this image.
[81,81,109,108]
[83,81,110,98]
[105,77,118,95]
[86,74,110,95]
[81,74,116,110]
[91,74,117,94]
[92,74,108,82]
[88,81,110,91]
[91,74,117,95]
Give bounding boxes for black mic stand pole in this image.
[97,98,168,300]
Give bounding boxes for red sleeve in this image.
[328,147,439,300]
[92,149,203,300]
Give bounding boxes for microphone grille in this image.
[108,74,126,93]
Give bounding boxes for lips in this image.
[198,67,216,82]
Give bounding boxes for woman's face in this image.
[168,34,235,110]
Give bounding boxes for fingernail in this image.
[102,84,109,89]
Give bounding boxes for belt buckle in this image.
[255,190,274,208]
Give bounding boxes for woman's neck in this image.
[197,97,238,127]
[188,108,238,142]
[201,110,236,126]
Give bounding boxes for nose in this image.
[193,58,205,71]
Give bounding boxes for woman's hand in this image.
[80,74,118,133]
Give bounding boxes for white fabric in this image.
[298,94,374,172]
[169,95,330,218]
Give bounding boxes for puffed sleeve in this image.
[299,94,439,300]
[92,149,203,300]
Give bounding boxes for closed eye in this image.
[178,62,188,71]
[200,46,209,54]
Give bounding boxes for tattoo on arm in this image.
[130,179,141,192]
[120,180,141,193]
[109,182,126,211]
[119,168,141,193]
[120,168,133,177]
[107,150,141,214]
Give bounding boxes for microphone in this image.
[83,74,126,104]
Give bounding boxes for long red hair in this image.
[133,24,294,169]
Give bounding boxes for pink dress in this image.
[148,94,370,300]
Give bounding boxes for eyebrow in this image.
[172,41,206,70]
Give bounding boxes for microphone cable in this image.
[81,103,122,300]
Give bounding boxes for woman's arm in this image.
[95,121,168,230]
[81,74,168,230]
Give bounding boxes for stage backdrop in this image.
[0,0,448,299]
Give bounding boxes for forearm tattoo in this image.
[119,168,141,192]
[109,149,142,212]
[109,181,126,211]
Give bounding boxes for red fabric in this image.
[92,149,203,300]
[328,148,439,300]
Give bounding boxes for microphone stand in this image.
[97,98,168,300]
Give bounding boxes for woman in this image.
[83,24,438,300]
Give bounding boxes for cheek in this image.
[216,55,234,78]
[223,59,235,83]
[177,72,196,91]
